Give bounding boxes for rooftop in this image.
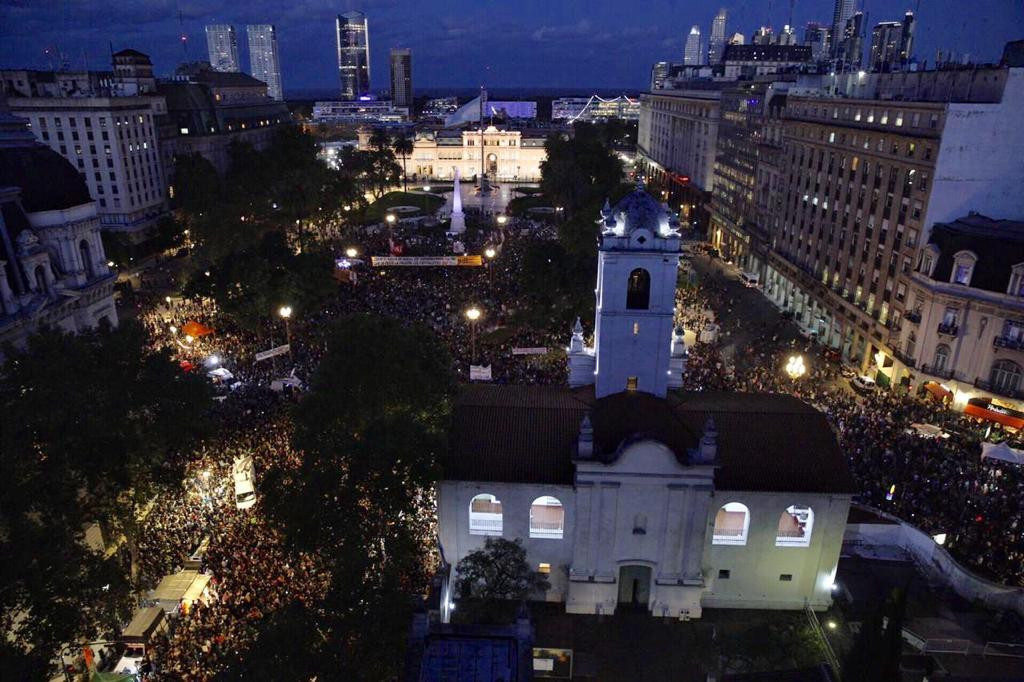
[925,214,1024,294]
[444,385,857,494]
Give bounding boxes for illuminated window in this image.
[775,505,814,547]
[469,494,503,536]
[632,321,639,335]
[712,502,750,545]
[626,376,638,392]
[529,496,564,539]
[538,563,551,574]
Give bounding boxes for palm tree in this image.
[392,134,414,192]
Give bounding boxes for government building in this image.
[357,125,547,182]
[437,187,855,619]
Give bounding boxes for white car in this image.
[739,271,760,288]
[850,375,877,393]
[232,456,257,510]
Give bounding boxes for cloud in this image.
[531,18,591,42]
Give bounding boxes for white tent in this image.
[980,441,1024,465]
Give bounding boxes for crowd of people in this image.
[105,215,1024,678]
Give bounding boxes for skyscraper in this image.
[650,61,670,90]
[836,11,865,70]
[870,21,904,72]
[336,11,371,100]
[205,24,239,72]
[389,48,412,108]
[247,25,283,100]
[753,26,774,45]
[830,0,856,58]
[778,25,797,46]
[899,11,916,65]
[684,26,702,66]
[708,9,728,64]
[803,22,832,63]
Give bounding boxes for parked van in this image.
[739,271,760,288]
[232,455,256,510]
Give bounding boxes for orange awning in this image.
[182,321,214,337]
[924,382,952,401]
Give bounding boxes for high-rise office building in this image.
[205,24,239,72]
[708,9,728,64]
[835,12,865,70]
[247,25,283,101]
[870,21,904,72]
[684,26,702,66]
[778,25,797,46]
[803,22,832,63]
[899,11,916,65]
[389,48,412,108]
[650,61,670,91]
[830,0,856,58]
[336,11,371,100]
[753,26,774,45]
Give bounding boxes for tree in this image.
[455,538,550,604]
[262,314,455,678]
[0,322,212,675]
[392,134,414,192]
[183,231,335,334]
[540,122,623,217]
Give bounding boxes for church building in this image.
[437,186,856,619]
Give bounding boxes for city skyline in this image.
[0,1,1021,92]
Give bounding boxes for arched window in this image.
[626,268,651,310]
[468,494,503,536]
[775,505,814,547]
[990,360,1023,394]
[933,344,950,372]
[79,239,95,279]
[529,496,564,539]
[712,502,750,545]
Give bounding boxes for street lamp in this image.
[385,213,396,225]
[785,354,806,380]
[278,305,293,352]
[345,247,358,258]
[496,214,508,226]
[484,247,497,291]
[465,306,482,364]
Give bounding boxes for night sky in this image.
[1,0,1021,94]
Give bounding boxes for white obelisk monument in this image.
[448,167,466,235]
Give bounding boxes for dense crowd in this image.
[678,257,1024,586]
[108,220,1024,678]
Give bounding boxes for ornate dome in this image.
[600,183,680,237]
[0,145,93,213]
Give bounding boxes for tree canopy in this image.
[455,538,550,621]
[0,321,212,676]
[262,313,455,678]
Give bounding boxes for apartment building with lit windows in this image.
[760,66,1024,382]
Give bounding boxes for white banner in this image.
[370,256,482,267]
[254,344,290,362]
[469,364,492,381]
[511,347,548,356]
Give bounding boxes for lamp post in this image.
[484,247,496,292]
[496,214,508,227]
[465,306,481,364]
[785,354,806,381]
[278,305,293,354]
[345,247,358,259]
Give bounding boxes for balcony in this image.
[905,311,921,324]
[920,364,954,380]
[892,348,917,368]
[937,322,959,337]
[974,378,1024,400]
[993,336,1024,351]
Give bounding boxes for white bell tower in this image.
[568,185,682,398]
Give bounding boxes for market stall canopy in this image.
[923,381,952,401]
[182,321,214,337]
[981,441,1024,465]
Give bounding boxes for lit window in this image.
[632,321,639,335]
[468,494,503,536]
[712,502,750,545]
[626,376,638,392]
[775,505,814,547]
[529,496,564,539]
[538,563,551,574]
[179,127,189,135]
